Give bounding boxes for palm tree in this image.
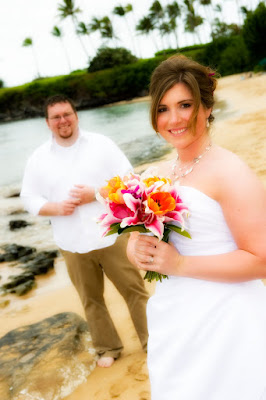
[166,1,181,48]
[76,21,95,52]
[159,22,173,48]
[185,13,204,43]
[89,16,102,35]
[183,0,204,43]
[124,3,142,57]
[57,0,89,57]
[51,26,72,72]
[198,0,213,32]
[113,5,125,18]
[149,0,165,23]
[149,0,166,49]
[22,37,40,78]
[113,4,137,54]
[213,3,227,26]
[100,16,117,46]
[136,16,159,52]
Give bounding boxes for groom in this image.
[20,94,149,368]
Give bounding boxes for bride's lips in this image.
[168,128,187,136]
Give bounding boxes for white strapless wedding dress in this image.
[147,186,266,400]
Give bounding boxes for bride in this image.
[127,55,266,400]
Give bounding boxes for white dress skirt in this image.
[147,186,266,400]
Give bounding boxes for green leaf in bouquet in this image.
[167,224,191,239]
[162,227,171,243]
[105,223,121,236]
[118,225,149,235]
[144,271,168,282]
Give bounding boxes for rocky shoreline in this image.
[0,244,58,298]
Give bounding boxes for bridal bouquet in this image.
[97,173,190,282]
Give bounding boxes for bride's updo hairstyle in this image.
[149,54,217,134]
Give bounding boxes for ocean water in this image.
[0,100,171,188]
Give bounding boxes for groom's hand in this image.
[69,184,95,205]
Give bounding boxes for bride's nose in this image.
[169,110,182,124]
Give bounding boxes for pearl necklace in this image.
[171,143,212,181]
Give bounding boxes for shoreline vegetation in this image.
[1,71,266,400]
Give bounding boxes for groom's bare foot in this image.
[97,356,115,368]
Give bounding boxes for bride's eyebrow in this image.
[159,98,194,106]
[180,98,193,102]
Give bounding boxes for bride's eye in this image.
[158,107,167,113]
[181,103,191,108]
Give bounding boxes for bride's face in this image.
[157,82,211,150]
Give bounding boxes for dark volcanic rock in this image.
[0,244,36,262]
[9,220,31,231]
[0,312,97,400]
[21,250,59,275]
[1,272,36,296]
[2,271,35,289]
[7,192,20,198]
[0,246,58,296]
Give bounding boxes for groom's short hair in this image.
[44,94,77,118]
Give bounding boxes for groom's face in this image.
[46,101,79,141]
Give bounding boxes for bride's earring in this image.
[206,118,210,128]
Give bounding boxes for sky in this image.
[0,0,258,88]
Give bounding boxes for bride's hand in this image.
[127,232,183,276]
[126,232,140,266]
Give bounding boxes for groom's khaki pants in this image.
[60,234,149,359]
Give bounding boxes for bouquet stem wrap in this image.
[143,227,171,283]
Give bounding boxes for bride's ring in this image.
[149,256,154,264]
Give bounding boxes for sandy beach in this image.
[1,72,266,400]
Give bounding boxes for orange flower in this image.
[143,176,171,188]
[100,176,127,204]
[147,192,176,215]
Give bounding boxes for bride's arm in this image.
[128,157,266,282]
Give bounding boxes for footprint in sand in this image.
[109,382,127,398]
[127,360,149,382]
[139,390,150,400]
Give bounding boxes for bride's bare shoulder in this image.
[211,145,251,175]
[210,145,264,197]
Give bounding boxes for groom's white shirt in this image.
[21,129,132,253]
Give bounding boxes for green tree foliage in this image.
[0,80,4,89]
[57,0,89,58]
[219,36,250,75]
[155,43,207,57]
[202,35,250,75]
[0,56,165,121]
[88,47,138,72]
[211,19,241,39]
[136,16,155,36]
[242,2,266,66]
[57,0,81,19]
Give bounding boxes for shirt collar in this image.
[49,127,88,151]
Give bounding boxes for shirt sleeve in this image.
[20,155,48,216]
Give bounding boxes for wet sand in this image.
[1,72,266,400]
